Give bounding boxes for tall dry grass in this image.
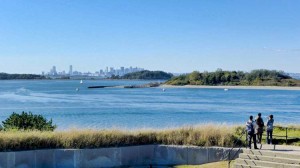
[0,125,237,151]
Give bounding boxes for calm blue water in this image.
[0,80,299,130]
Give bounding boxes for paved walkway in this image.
[247,144,300,155]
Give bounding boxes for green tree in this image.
[189,71,200,82]
[121,70,173,80]
[0,73,46,80]
[2,112,56,131]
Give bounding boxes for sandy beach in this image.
[160,85,300,91]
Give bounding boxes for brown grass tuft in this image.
[0,124,238,151]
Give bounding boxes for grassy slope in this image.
[266,126,300,145]
[0,125,235,151]
[235,125,300,146]
[0,125,299,151]
[175,161,231,168]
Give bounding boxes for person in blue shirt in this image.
[266,115,274,144]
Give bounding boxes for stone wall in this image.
[0,145,241,168]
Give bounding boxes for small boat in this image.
[80,80,83,84]
[76,88,79,92]
[162,88,166,92]
[224,88,229,91]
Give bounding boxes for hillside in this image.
[0,73,46,80]
[165,69,300,86]
[120,70,173,80]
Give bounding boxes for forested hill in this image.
[165,69,300,86]
[117,70,173,80]
[0,73,46,80]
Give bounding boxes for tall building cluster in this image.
[50,66,57,76]
[99,66,144,77]
[44,65,144,78]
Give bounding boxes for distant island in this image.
[2,70,300,87]
[0,73,46,80]
[165,69,300,87]
[110,70,173,80]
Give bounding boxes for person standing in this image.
[246,115,258,149]
[255,113,264,144]
[266,115,274,144]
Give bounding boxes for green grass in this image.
[269,126,300,146]
[234,125,300,146]
[273,126,300,137]
[175,161,233,168]
[0,125,299,151]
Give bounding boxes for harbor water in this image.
[0,80,299,130]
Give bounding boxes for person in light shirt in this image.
[246,115,258,149]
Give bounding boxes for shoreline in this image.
[160,84,300,91]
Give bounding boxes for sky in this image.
[0,0,300,74]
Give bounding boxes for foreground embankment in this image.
[0,125,235,152]
[0,145,240,167]
[0,125,299,152]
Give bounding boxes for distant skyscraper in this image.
[121,67,125,76]
[105,67,109,76]
[52,66,57,75]
[110,67,114,73]
[69,65,73,76]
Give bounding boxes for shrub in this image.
[2,112,56,131]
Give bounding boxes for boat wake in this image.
[15,87,31,96]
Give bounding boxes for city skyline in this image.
[0,1,300,74]
[43,65,145,77]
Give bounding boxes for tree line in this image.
[165,69,300,86]
[110,70,173,80]
[0,73,46,80]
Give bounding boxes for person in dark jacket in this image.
[266,115,274,144]
[246,115,258,149]
[255,113,264,144]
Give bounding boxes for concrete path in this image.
[247,144,300,154]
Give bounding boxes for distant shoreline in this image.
[160,85,300,91]
[0,78,165,81]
